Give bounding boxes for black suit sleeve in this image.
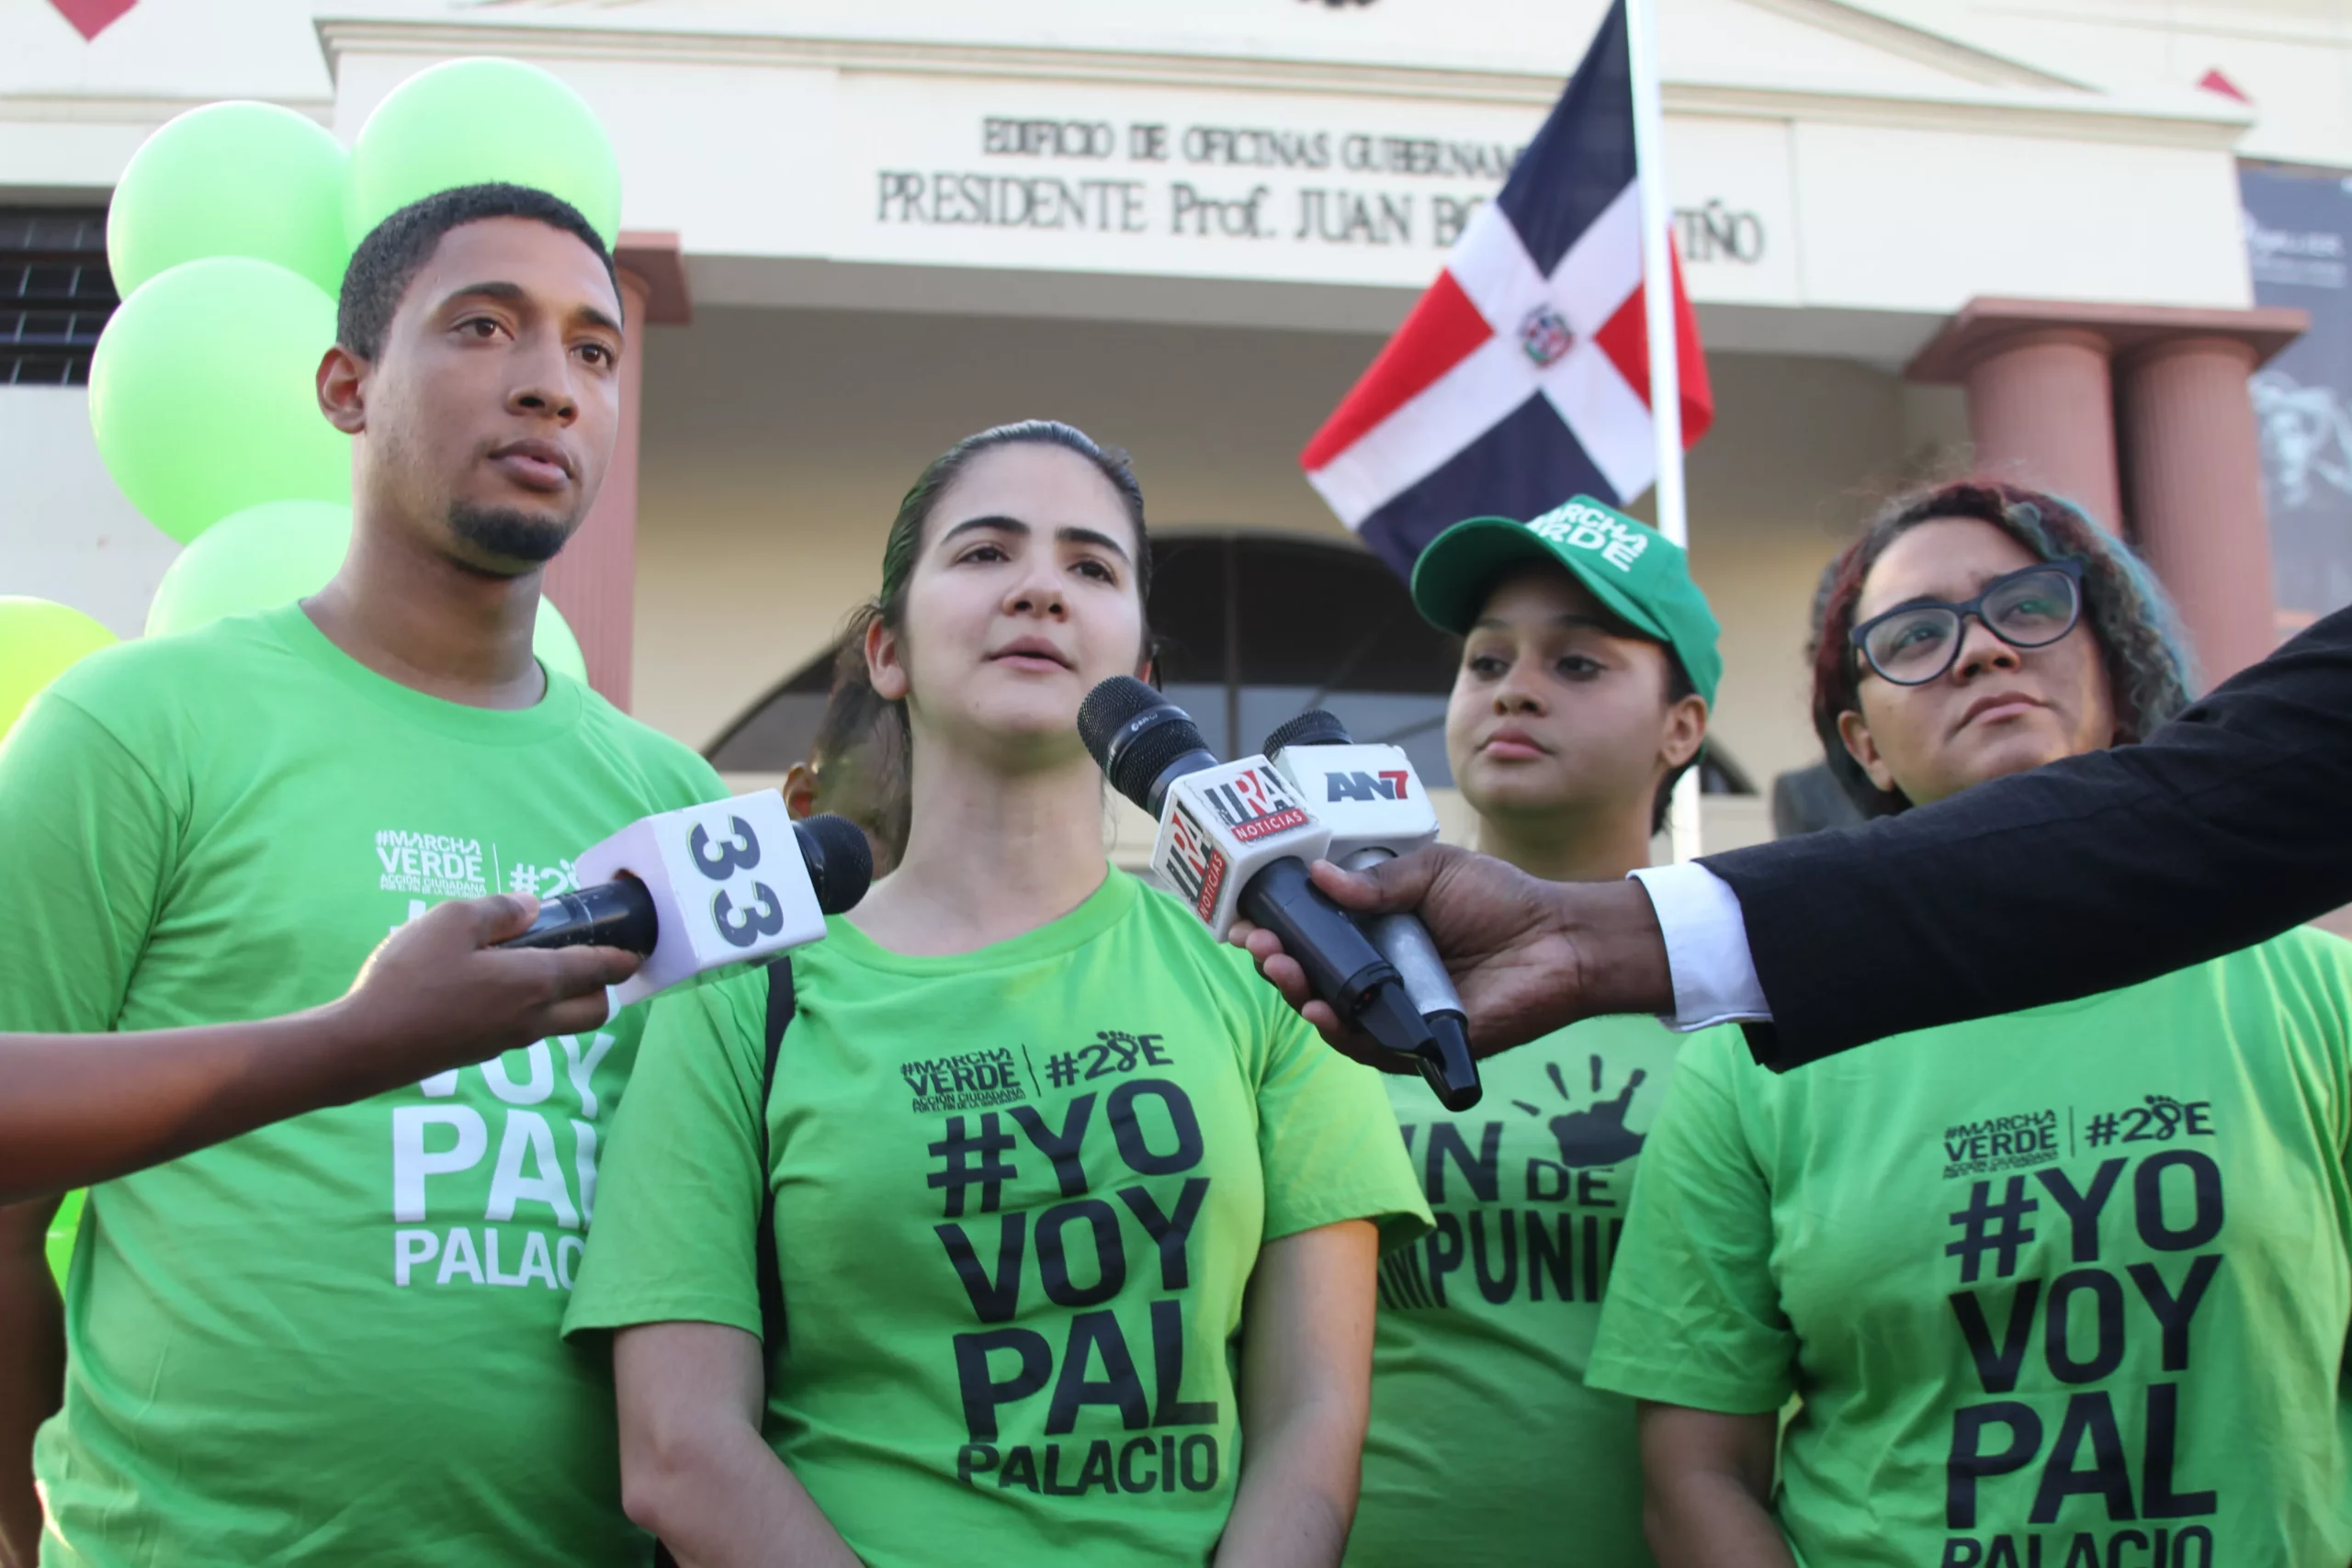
[1702,603,2352,1069]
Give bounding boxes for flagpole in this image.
[1623,0,1701,864]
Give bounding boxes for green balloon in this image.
[346,58,622,248]
[46,1189,83,1288]
[108,102,351,298]
[89,257,351,545]
[144,500,352,637]
[0,598,118,740]
[146,499,594,683]
[534,598,590,684]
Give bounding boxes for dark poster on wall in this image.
[2242,164,2352,627]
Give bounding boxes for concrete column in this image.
[543,267,647,709]
[2117,336,2277,683]
[1907,299,2307,682]
[1956,328,2124,534]
[541,233,690,711]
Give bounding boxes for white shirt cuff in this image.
[1627,863,1771,1031]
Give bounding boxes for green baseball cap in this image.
[1408,495,1724,704]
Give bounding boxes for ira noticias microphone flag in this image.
[1299,0,1713,578]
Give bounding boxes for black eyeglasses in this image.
[1849,558,2086,686]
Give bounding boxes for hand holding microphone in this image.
[1231,847,1673,1059]
[1079,677,1481,1110]
[1259,711,1478,1093]
[499,793,874,1006]
[350,892,646,1055]
[0,893,653,1207]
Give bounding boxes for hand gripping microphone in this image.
[500,792,873,1007]
[1079,677,1481,1111]
[1261,711,1479,1105]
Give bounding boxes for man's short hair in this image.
[337,183,619,361]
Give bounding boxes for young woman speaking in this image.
[565,422,1429,1568]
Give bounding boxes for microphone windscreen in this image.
[1077,676,1164,766]
[1113,712,1213,807]
[1080,677,1211,810]
[1263,709,1351,758]
[794,813,876,915]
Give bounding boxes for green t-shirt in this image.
[564,871,1431,1567]
[0,604,726,1568]
[1350,1015,1690,1568]
[1587,931,2352,1568]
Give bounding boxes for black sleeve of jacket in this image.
[1702,603,2352,1070]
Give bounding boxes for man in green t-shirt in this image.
[0,184,725,1566]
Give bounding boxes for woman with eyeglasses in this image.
[1583,479,2352,1568]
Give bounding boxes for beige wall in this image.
[633,305,1962,799]
[0,387,181,639]
[631,304,1370,752]
[1677,357,1972,788]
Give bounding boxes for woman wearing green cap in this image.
[1344,495,1736,1568]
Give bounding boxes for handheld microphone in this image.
[1262,712,1479,1109]
[500,795,873,1007]
[1079,677,1480,1110]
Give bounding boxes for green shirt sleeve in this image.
[2267,929,2352,1186]
[563,967,773,1339]
[0,689,178,1034]
[1244,964,1433,1252]
[1585,1034,1795,1415]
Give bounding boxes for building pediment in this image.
[318,0,2249,145]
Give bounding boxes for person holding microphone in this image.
[1583,482,2352,1567]
[564,420,1428,1568]
[0,893,636,1204]
[1344,500,1735,1568]
[0,185,727,1567]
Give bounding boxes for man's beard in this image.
[449,502,574,570]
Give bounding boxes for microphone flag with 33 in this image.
[500,792,873,1007]
[1078,676,1481,1110]
[1260,710,1476,1092]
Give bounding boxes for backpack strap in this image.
[652,957,796,1568]
[754,955,794,1351]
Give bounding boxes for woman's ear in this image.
[866,613,910,704]
[1837,707,1900,795]
[1657,693,1708,772]
[782,761,820,820]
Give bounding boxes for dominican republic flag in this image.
[1301,0,1713,578]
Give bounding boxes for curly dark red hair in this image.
[1810,479,2197,818]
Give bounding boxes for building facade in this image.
[4,0,2340,852]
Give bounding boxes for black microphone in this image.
[1080,677,1480,1110]
[1262,711,1480,1109]
[505,815,871,951]
[501,804,872,1004]
[502,878,663,954]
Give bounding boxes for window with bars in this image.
[2,209,117,386]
